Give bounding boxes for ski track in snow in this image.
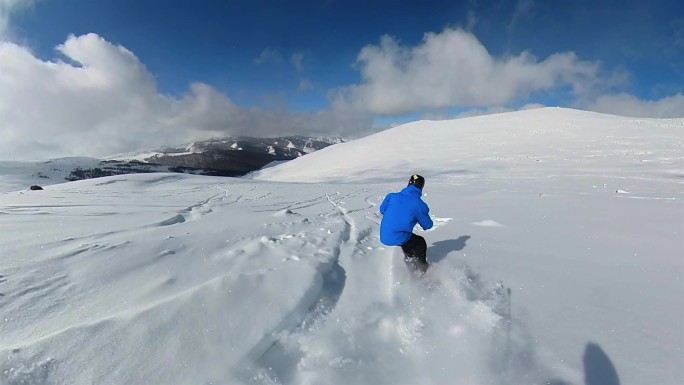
[1,176,576,385]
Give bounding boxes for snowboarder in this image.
[379,174,433,275]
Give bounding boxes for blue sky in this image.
[0,0,683,159]
[12,0,683,108]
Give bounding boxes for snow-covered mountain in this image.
[136,136,345,176]
[0,108,682,385]
[116,136,345,162]
[0,136,345,192]
[0,157,170,193]
[250,107,682,185]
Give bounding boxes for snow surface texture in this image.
[1,108,682,385]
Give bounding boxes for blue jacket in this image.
[379,185,433,246]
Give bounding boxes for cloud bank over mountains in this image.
[0,34,370,160]
[332,29,602,115]
[589,92,684,118]
[0,16,682,160]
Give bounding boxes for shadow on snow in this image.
[428,235,471,263]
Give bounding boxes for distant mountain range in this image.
[109,136,346,177]
[0,136,345,191]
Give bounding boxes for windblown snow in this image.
[1,108,682,385]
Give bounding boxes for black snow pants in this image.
[401,233,428,275]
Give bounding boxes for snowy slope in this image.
[251,107,682,190]
[0,157,175,193]
[0,158,104,193]
[252,107,684,384]
[1,108,682,385]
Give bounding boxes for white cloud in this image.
[255,49,309,73]
[589,93,684,118]
[298,79,315,92]
[0,34,371,161]
[3,27,678,162]
[507,0,537,34]
[290,52,307,72]
[254,46,283,64]
[332,28,600,116]
[465,10,477,31]
[0,0,32,39]
[450,103,546,119]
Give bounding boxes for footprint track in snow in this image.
[234,203,352,383]
[0,274,6,297]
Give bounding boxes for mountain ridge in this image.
[0,135,345,192]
